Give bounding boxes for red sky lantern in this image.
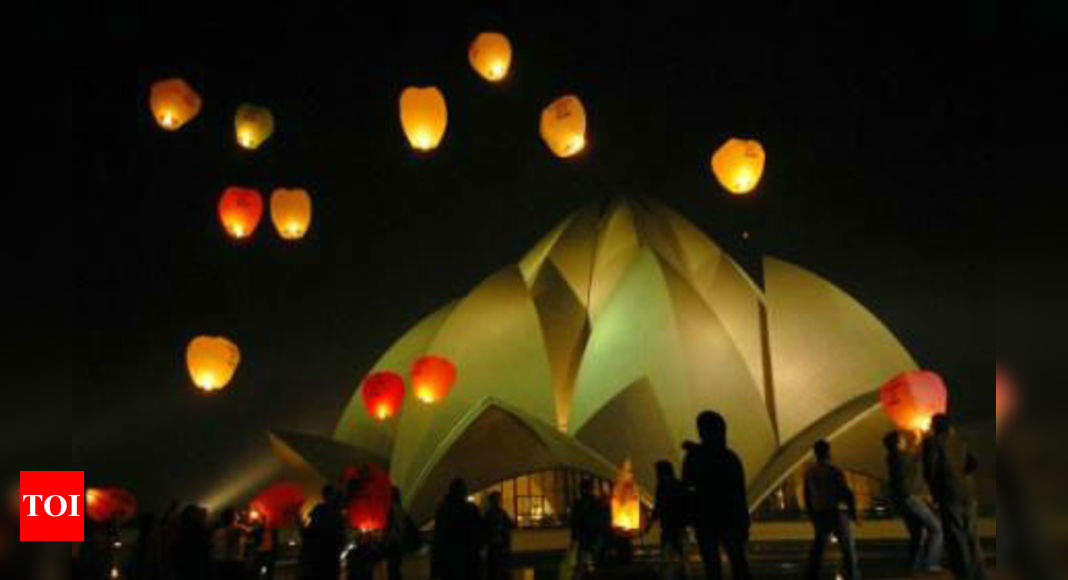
[249,482,306,530]
[342,463,393,532]
[879,370,948,433]
[86,487,138,524]
[218,187,264,240]
[411,355,457,404]
[362,371,405,421]
[995,366,1015,436]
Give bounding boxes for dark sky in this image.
[66,2,994,510]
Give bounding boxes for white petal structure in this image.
[273,199,914,522]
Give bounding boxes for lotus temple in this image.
[271,198,923,526]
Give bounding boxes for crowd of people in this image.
[69,410,989,580]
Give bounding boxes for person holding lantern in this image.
[922,414,985,579]
[681,411,752,580]
[883,430,943,573]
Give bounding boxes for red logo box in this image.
[20,471,84,542]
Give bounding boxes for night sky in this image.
[67,2,994,511]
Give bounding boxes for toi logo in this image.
[20,471,84,542]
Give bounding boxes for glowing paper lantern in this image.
[879,370,948,432]
[86,487,137,524]
[186,336,241,392]
[149,78,202,131]
[342,464,393,532]
[995,366,1015,436]
[710,138,766,195]
[218,187,264,239]
[234,104,275,150]
[249,482,306,530]
[610,460,640,532]
[468,32,512,82]
[270,188,312,240]
[539,95,587,158]
[361,371,405,421]
[410,355,456,404]
[399,87,447,151]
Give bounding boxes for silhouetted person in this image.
[884,431,943,572]
[384,487,414,580]
[804,439,859,580]
[127,513,165,580]
[682,411,752,580]
[570,478,610,575]
[301,485,344,580]
[248,521,278,580]
[483,492,513,580]
[173,506,212,580]
[212,508,246,580]
[431,478,485,580]
[923,414,983,579]
[645,460,688,578]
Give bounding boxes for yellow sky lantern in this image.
[711,138,766,195]
[399,87,447,151]
[149,78,202,131]
[186,336,241,393]
[540,95,587,158]
[610,459,640,532]
[235,104,275,150]
[468,32,512,82]
[270,188,312,240]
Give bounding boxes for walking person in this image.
[682,411,753,580]
[483,491,514,580]
[569,478,610,577]
[384,487,419,580]
[804,439,860,580]
[430,478,485,580]
[884,430,943,573]
[923,414,984,579]
[644,460,689,579]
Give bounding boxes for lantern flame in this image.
[399,87,448,152]
[149,78,201,131]
[711,138,766,195]
[186,336,241,393]
[410,355,457,405]
[468,32,512,82]
[540,95,587,158]
[879,370,948,434]
[610,460,640,532]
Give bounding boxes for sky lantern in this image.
[879,370,948,433]
[149,78,202,131]
[468,32,512,82]
[399,87,447,151]
[361,371,405,421]
[610,460,640,532]
[234,103,275,150]
[218,187,264,239]
[249,482,306,529]
[86,487,137,524]
[342,464,393,532]
[539,95,587,158]
[186,336,241,392]
[270,188,312,240]
[410,355,457,404]
[995,366,1015,437]
[710,138,766,195]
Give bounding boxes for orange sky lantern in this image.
[610,460,640,532]
[711,138,766,195]
[218,187,264,240]
[234,103,275,150]
[342,464,393,532]
[249,482,306,530]
[539,95,587,158]
[86,487,138,524]
[468,32,512,82]
[186,336,241,392]
[410,355,456,404]
[149,78,202,130]
[361,371,405,421]
[995,366,1014,437]
[879,370,948,433]
[399,87,447,151]
[270,188,312,240]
